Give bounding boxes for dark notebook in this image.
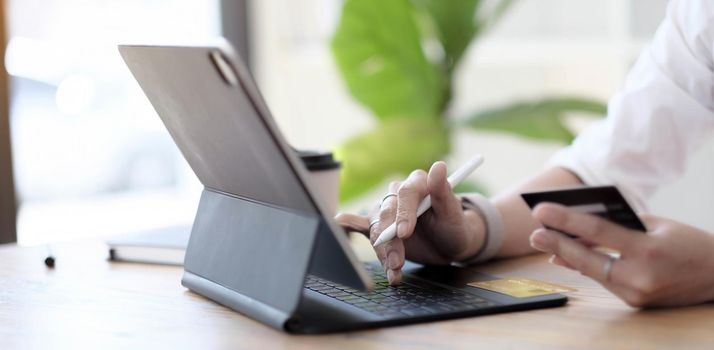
[107,226,191,265]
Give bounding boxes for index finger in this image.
[531,228,632,285]
[533,203,643,253]
[395,169,428,239]
[383,181,406,284]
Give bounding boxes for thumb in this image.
[334,213,370,237]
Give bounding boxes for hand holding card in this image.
[525,187,714,308]
[521,186,647,237]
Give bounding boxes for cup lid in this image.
[297,150,341,171]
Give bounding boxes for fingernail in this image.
[548,255,556,264]
[387,269,401,285]
[396,221,408,238]
[530,229,553,251]
[535,204,562,224]
[387,251,399,270]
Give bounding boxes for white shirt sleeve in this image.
[549,0,714,211]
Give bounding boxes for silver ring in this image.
[368,219,380,232]
[380,193,397,207]
[603,254,617,281]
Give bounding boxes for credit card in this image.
[468,278,576,298]
[521,185,647,235]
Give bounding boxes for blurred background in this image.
[4,0,714,246]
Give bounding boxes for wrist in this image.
[454,208,486,261]
[453,194,505,265]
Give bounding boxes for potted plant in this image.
[331,0,606,201]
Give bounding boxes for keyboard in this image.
[304,265,498,318]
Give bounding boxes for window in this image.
[251,0,714,231]
[11,0,712,241]
[8,0,220,245]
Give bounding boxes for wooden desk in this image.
[1,241,711,349]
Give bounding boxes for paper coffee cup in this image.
[298,150,341,216]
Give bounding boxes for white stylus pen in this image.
[373,155,485,247]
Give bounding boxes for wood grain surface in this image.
[1,240,711,350]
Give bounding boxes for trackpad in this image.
[402,262,492,289]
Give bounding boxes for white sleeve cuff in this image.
[547,147,648,213]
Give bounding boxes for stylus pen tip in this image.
[373,235,387,247]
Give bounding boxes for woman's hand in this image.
[529,203,714,307]
[335,161,487,285]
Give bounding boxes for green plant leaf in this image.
[459,97,607,144]
[331,0,443,121]
[479,0,517,32]
[411,0,480,72]
[410,0,480,111]
[335,118,450,202]
[410,0,517,111]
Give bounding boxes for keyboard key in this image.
[440,300,468,308]
[368,305,389,312]
[379,290,399,297]
[400,307,432,316]
[304,270,497,318]
[338,295,361,302]
[422,304,455,313]
[376,310,405,318]
[350,299,373,306]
